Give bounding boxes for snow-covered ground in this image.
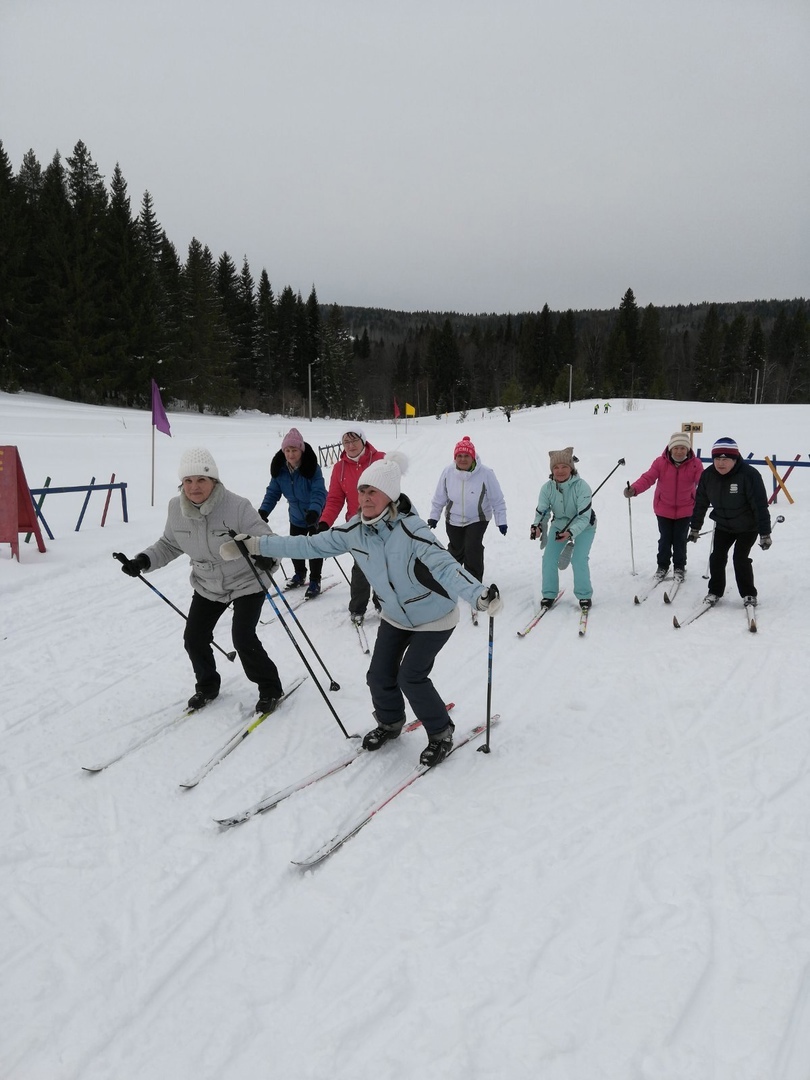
[2,390,808,1080]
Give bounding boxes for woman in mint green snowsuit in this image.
[531,446,596,605]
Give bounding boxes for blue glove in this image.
[498,524,508,536]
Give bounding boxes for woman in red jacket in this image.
[318,428,384,623]
[625,432,704,582]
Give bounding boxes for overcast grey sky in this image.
[2,0,808,314]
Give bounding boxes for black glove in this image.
[120,553,150,577]
[530,525,538,540]
[257,509,269,522]
[427,519,438,529]
[317,520,330,533]
[759,534,772,550]
[254,555,280,575]
[498,524,508,536]
[624,486,635,499]
[687,528,700,543]
[305,509,319,526]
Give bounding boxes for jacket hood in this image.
[270,442,319,480]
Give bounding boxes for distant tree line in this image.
[2,139,808,419]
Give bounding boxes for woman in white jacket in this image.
[427,435,508,583]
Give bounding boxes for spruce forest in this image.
[2,139,808,419]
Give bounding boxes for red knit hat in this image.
[454,436,476,460]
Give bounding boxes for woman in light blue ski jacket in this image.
[531,446,596,608]
[221,452,504,768]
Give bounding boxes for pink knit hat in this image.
[281,428,305,451]
[454,436,476,460]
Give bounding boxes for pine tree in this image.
[606,288,640,396]
[692,305,723,400]
[255,270,277,400]
[0,141,24,389]
[179,238,238,413]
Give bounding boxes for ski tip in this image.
[633,596,641,605]
[663,592,671,604]
[673,616,681,628]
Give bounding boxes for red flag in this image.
[393,397,401,419]
[151,379,171,436]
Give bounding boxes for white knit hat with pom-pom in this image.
[357,451,408,503]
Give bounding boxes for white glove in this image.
[220,534,261,561]
[476,585,504,617]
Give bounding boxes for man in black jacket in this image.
[688,436,772,605]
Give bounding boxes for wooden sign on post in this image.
[680,422,703,449]
[0,446,47,560]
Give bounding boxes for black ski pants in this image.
[707,527,759,598]
[184,590,282,698]
[446,520,489,582]
[289,522,323,583]
[366,621,454,737]
[656,515,691,572]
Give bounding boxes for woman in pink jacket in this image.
[625,432,704,582]
[318,427,384,623]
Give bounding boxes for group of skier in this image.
[118,423,773,767]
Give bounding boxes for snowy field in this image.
[1,390,809,1080]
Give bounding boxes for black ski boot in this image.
[187,688,219,710]
[419,722,455,767]
[362,717,404,750]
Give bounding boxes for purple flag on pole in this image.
[151,379,171,436]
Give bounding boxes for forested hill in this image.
[338,294,809,417]
[1,138,806,419]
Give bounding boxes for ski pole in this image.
[332,555,352,586]
[555,456,626,537]
[229,534,351,739]
[477,584,498,755]
[260,569,341,692]
[702,525,715,579]
[555,458,626,571]
[112,552,237,661]
[626,481,637,576]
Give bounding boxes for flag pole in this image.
[151,422,156,506]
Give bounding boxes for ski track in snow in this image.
[2,392,809,1079]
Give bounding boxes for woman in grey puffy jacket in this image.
[117,448,283,713]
